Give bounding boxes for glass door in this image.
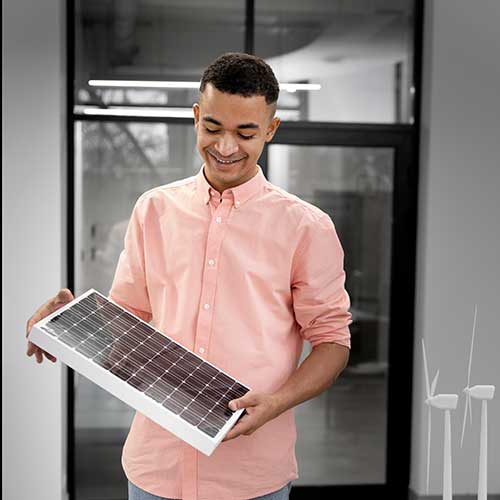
[262,124,417,499]
[73,120,199,499]
[269,144,393,485]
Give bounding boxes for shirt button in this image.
[199,347,205,354]
[235,201,240,208]
[203,303,210,310]
[215,216,222,223]
[208,259,215,266]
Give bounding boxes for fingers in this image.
[26,341,57,363]
[228,391,259,411]
[223,392,282,442]
[26,340,38,356]
[224,392,260,440]
[25,288,72,364]
[26,288,74,338]
[223,415,254,441]
[43,351,57,362]
[26,304,52,337]
[55,288,74,305]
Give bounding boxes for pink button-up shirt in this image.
[109,165,351,500]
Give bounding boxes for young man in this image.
[26,53,351,500]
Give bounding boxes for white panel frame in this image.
[28,289,247,457]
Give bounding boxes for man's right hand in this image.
[26,288,74,364]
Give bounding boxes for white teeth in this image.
[214,157,240,164]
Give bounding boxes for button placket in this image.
[193,199,232,360]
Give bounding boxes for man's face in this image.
[193,83,280,194]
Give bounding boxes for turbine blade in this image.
[469,392,473,427]
[422,339,431,398]
[460,390,469,448]
[431,370,440,397]
[467,305,478,386]
[426,406,431,494]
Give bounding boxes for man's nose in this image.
[214,133,239,157]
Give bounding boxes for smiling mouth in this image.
[208,152,246,165]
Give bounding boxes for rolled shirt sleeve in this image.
[109,196,152,323]
[291,213,352,349]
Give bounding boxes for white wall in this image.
[411,0,500,497]
[2,0,67,499]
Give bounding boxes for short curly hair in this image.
[200,53,279,105]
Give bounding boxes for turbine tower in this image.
[422,338,458,500]
[460,305,496,500]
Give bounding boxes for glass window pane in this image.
[75,0,246,108]
[74,120,198,297]
[74,121,198,499]
[256,0,415,123]
[268,144,393,484]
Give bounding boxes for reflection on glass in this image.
[74,121,199,500]
[75,0,246,108]
[75,121,198,296]
[268,144,393,484]
[257,0,415,123]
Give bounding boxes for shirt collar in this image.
[195,163,266,209]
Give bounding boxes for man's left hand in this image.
[222,391,282,441]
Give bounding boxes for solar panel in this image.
[28,289,250,456]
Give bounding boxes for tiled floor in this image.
[74,372,387,499]
[294,374,386,485]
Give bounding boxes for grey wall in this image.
[411,0,500,496]
[2,0,67,499]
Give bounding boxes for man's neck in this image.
[203,164,259,195]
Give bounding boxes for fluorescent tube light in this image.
[76,106,194,118]
[88,80,200,89]
[279,83,321,92]
[88,80,321,92]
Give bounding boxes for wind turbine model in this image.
[460,305,496,500]
[422,339,459,500]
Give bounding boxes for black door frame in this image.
[263,122,418,500]
[66,0,424,498]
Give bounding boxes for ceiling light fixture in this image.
[75,106,195,118]
[88,80,321,92]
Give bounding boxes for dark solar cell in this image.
[93,346,114,368]
[75,340,100,358]
[198,420,220,438]
[128,373,153,391]
[145,384,168,403]
[58,331,85,348]
[197,362,219,380]
[162,396,184,415]
[181,408,203,427]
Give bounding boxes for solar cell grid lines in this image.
[29,289,249,454]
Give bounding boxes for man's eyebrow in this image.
[238,123,260,130]
[203,117,222,126]
[202,116,260,129]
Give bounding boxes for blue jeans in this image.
[128,480,292,500]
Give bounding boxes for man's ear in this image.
[265,116,281,142]
[193,103,200,129]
